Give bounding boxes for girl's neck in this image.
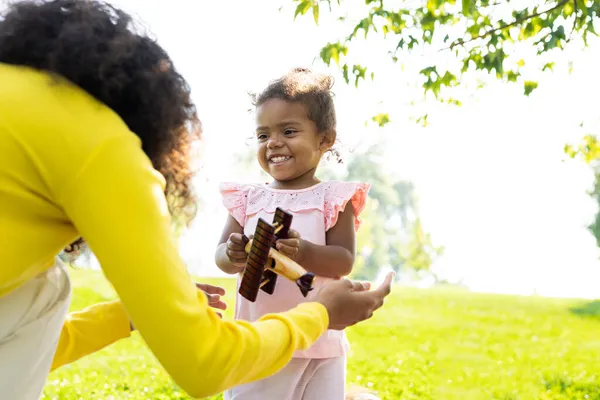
[268,170,320,190]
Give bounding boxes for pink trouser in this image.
[224,355,346,400]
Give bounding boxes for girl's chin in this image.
[268,165,293,177]
[270,174,295,182]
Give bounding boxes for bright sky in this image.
[72,0,600,298]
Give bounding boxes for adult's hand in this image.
[315,272,394,330]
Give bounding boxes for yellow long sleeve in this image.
[50,300,132,371]
[0,63,329,398]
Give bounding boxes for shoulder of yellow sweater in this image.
[0,62,141,149]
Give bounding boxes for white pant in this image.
[0,259,71,400]
[224,356,346,400]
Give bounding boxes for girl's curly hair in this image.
[0,0,201,254]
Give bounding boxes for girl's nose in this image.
[267,137,283,149]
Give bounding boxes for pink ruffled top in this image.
[219,181,370,359]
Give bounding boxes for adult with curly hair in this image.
[0,0,393,399]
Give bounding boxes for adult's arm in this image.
[50,300,131,371]
[57,133,328,398]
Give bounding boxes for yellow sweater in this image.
[0,63,328,398]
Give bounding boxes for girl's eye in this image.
[284,129,297,135]
[257,134,267,141]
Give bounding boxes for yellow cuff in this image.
[300,302,329,329]
[101,300,133,339]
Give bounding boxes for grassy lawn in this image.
[42,269,600,399]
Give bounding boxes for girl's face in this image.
[255,98,333,188]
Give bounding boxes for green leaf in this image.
[564,135,600,164]
[319,42,348,66]
[506,70,520,82]
[312,1,319,24]
[331,49,340,64]
[473,48,507,78]
[396,35,419,51]
[352,64,368,87]
[447,98,462,106]
[524,80,538,96]
[342,63,349,84]
[420,66,437,76]
[563,0,575,16]
[564,144,576,158]
[462,0,471,16]
[351,17,373,39]
[372,113,391,127]
[294,0,312,19]
[542,62,555,71]
[541,26,567,52]
[519,16,544,40]
[440,71,457,87]
[386,12,408,34]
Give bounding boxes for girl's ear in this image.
[319,129,336,152]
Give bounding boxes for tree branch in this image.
[568,0,579,42]
[446,0,571,50]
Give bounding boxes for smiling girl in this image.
[215,68,371,400]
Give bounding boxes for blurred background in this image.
[72,0,600,298]
[37,0,600,398]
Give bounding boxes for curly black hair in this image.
[252,67,341,162]
[0,0,201,254]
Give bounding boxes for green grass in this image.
[42,269,600,400]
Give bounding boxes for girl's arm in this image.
[292,203,356,279]
[215,214,246,274]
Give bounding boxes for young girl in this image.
[216,68,371,400]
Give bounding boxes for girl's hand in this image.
[276,229,303,261]
[195,283,228,318]
[226,233,249,272]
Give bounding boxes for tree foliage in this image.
[587,163,600,249]
[565,134,600,164]
[398,217,445,278]
[565,130,600,250]
[291,0,599,124]
[291,0,600,256]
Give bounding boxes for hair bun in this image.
[292,67,312,73]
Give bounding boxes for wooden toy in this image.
[239,208,315,302]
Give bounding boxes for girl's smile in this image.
[268,154,293,165]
